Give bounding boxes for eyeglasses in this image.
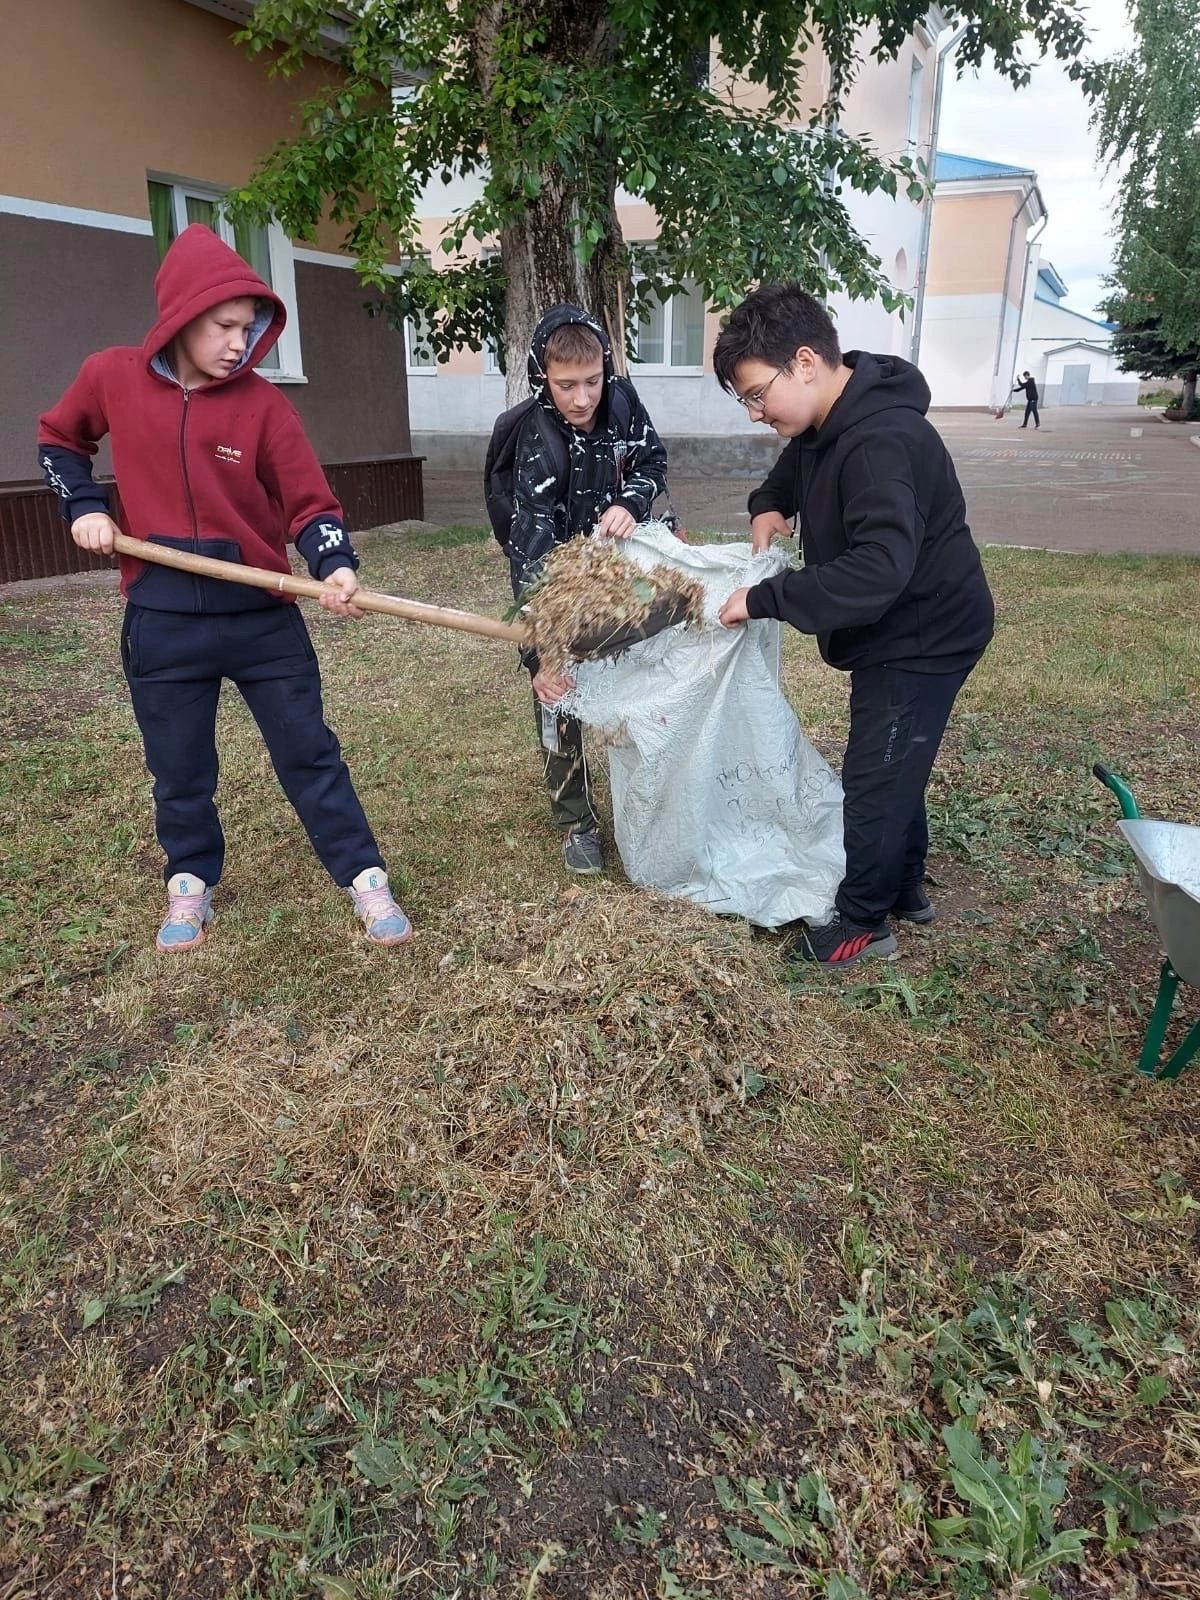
[734,368,786,413]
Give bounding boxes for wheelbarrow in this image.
[1093,763,1200,1079]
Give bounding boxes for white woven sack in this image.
[564,522,843,928]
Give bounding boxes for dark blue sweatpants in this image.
[836,663,973,928]
[120,602,383,888]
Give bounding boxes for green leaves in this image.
[1089,0,1200,375]
[717,1470,840,1576]
[80,1261,186,1330]
[931,1421,1092,1585]
[229,0,1093,376]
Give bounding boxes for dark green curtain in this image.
[147,181,176,262]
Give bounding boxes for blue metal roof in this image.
[935,151,1036,183]
[1037,262,1069,301]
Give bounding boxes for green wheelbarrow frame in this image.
[1094,762,1200,1080]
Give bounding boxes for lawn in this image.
[1,525,1198,1599]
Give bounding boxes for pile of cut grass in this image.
[523,531,704,671]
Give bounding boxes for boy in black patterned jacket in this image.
[489,303,668,874]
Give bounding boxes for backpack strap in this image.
[483,397,538,550]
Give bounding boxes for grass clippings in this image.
[130,888,821,1251]
[522,534,705,672]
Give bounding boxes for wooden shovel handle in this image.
[111,531,529,645]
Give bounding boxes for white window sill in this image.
[631,366,707,376]
[260,371,309,385]
[407,367,438,376]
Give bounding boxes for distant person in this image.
[1014,371,1040,430]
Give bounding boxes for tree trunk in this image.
[472,0,627,405]
[1181,370,1197,414]
[499,174,626,405]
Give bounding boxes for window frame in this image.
[398,252,438,375]
[404,312,438,375]
[630,265,707,374]
[147,174,306,384]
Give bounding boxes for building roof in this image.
[935,151,1037,183]
[1044,340,1112,356]
[1037,262,1069,301]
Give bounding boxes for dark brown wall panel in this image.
[289,263,412,462]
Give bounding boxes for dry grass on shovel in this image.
[130,886,844,1256]
[522,535,705,673]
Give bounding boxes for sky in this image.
[938,0,1134,318]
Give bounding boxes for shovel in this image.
[111,531,527,645]
[109,532,694,660]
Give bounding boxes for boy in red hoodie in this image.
[37,224,412,952]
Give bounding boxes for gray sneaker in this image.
[563,827,604,875]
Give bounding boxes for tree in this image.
[233,0,1091,397]
[1090,0,1200,413]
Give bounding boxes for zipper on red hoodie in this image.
[177,389,203,613]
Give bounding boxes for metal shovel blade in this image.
[1118,819,1200,987]
[569,593,698,661]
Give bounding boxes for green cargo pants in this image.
[533,692,599,833]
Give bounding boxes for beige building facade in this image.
[0,0,416,500]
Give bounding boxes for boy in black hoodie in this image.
[492,305,667,875]
[715,283,994,967]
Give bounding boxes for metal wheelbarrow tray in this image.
[1094,763,1200,1079]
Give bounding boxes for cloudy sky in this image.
[938,0,1134,317]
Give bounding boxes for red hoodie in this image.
[37,224,352,611]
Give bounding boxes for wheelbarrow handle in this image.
[1092,762,1141,820]
[110,531,530,646]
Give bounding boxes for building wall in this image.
[925,190,1027,298]
[1016,299,1139,407]
[918,293,1008,407]
[1011,249,1139,407]
[1041,347,1137,407]
[1,0,412,483]
[1,0,344,251]
[0,210,154,482]
[921,179,1042,408]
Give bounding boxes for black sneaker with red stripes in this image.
[797,915,898,968]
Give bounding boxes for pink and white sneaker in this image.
[349,868,413,947]
[156,873,214,953]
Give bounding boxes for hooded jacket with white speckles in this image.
[507,303,668,600]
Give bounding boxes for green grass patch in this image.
[1,523,1198,1597]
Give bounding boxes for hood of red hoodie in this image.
[142,223,286,378]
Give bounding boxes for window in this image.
[406,311,437,373]
[398,255,438,373]
[633,277,706,369]
[146,177,305,381]
[906,56,925,152]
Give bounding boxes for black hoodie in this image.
[745,351,994,673]
[507,304,667,598]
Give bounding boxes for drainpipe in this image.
[1007,209,1048,403]
[909,23,968,367]
[991,181,1038,406]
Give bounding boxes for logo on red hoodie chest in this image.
[215,444,243,465]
